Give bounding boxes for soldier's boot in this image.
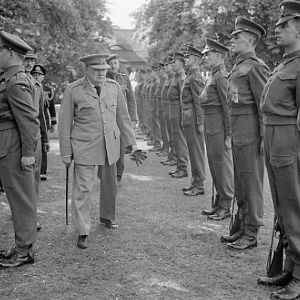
[0,245,34,268]
[270,278,300,300]
[258,271,292,286]
[227,225,258,250]
[202,194,220,215]
[208,199,231,220]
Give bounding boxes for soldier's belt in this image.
[202,105,222,114]
[265,115,297,125]
[230,104,257,115]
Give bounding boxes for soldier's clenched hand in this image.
[21,156,35,169]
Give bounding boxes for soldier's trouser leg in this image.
[72,164,95,235]
[150,99,161,142]
[34,139,42,202]
[231,114,264,237]
[0,128,37,248]
[99,163,117,222]
[158,109,169,150]
[171,116,188,172]
[116,138,125,180]
[265,124,300,279]
[41,150,47,175]
[204,112,234,209]
[164,101,176,158]
[183,112,206,187]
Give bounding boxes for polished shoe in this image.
[208,207,231,221]
[0,249,34,268]
[202,206,218,216]
[77,235,88,249]
[220,229,244,243]
[40,174,47,181]
[271,278,300,300]
[227,235,257,250]
[182,185,194,192]
[37,222,42,231]
[100,218,118,229]
[184,186,205,196]
[257,270,292,287]
[169,170,177,175]
[0,247,16,260]
[171,170,188,178]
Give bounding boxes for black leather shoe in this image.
[77,235,88,249]
[271,278,300,300]
[184,186,205,196]
[37,222,42,231]
[208,207,231,221]
[182,185,194,192]
[100,218,118,229]
[257,270,292,287]
[0,249,34,268]
[171,170,188,178]
[220,229,244,243]
[227,235,257,250]
[169,170,177,175]
[40,174,47,181]
[202,206,218,216]
[0,247,16,260]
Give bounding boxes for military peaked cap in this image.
[0,31,32,55]
[202,38,229,55]
[25,42,38,59]
[80,53,110,69]
[106,53,119,63]
[186,45,203,57]
[276,1,300,26]
[232,16,266,38]
[31,64,46,75]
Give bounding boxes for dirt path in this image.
[0,139,277,299]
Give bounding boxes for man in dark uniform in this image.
[200,39,234,219]
[220,17,269,250]
[257,2,300,299]
[0,31,39,267]
[180,45,206,195]
[106,54,137,182]
[167,53,189,178]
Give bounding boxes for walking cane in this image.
[65,165,69,225]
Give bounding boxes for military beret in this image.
[232,16,266,39]
[0,31,32,55]
[80,53,110,69]
[276,1,300,26]
[202,38,229,55]
[186,45,203,57]
[106,54,119,63]
[31,64,46,75]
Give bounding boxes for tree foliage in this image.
[133,0,284,68]
[0,0,112,97]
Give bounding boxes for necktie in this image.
[94,85,101,96]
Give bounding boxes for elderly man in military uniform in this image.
[220,17,269,250]
[0,31,39,267]
[59,54,139,249]
[257,2,300,299]
[106,54,137,183]
[167,53,189,178]
[200,39,234,219]
[180,45,206,195]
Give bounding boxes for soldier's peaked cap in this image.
[231,16,266,38]
[202,38,229,55]
[106,53,119,63]
[0,31,32,55]
[31,64,46,75]
[80,53,110,69]
[276,1,300,26]
[186,45,203,57]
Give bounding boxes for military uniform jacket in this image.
[59,77,136,166]
[200,64,231,136]
[161,74,174,103]
[155,76,166,111]
[227,51,269,136]
[106,71,137,121]
[261,49,300,129]
[0,65,39,157]
[181,66,204,125]
[167,71,185,118]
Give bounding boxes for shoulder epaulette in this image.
[67,77,85,89]
[106,78,118,84]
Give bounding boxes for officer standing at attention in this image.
[200,39,234,220]
[0,31,39,268]
[167,53,189,178]
[220,17,269,250]
[106,54,137,183]
[180,45,206,196]
[59,54,139,249]
[257,1,300,299]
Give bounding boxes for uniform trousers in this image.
[72,163,117,236]
[204,110,234,208]
[164,100,176,156]
[35,138,42,202]
[116,137,125,180]
[149,97,161,142]
[157,98,169,150]
[264,124,300,279]
[183,109,206,186]
[231,112,264,236]
[170,104,188,172]
[0,128,37,248]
